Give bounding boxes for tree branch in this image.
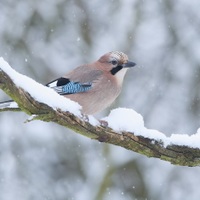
[1,60,200,167]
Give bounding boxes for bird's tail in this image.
[0,100,19,110]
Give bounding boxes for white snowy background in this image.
[1,0,200,199]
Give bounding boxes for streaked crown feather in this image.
[108,51,128,63]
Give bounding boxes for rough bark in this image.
[1,68,200,167]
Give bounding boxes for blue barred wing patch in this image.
[53,81,92,95]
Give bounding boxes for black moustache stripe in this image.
[110,65,123,75]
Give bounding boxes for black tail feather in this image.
[0,100,17,109]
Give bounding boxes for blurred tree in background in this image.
[1,0,200,199]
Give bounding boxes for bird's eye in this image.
[111,60,118,65]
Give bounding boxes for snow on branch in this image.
[1,57,200,167]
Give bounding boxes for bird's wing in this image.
[46,66,103,95]
[47,78,93,95]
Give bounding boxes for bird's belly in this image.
[66,88,120,115]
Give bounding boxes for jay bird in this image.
[0,51,136,114]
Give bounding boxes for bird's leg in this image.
[81,113,89,122]
[99,120,108,127]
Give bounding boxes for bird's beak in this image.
[122,61,136,68]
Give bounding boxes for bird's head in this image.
[98,51,136,83]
